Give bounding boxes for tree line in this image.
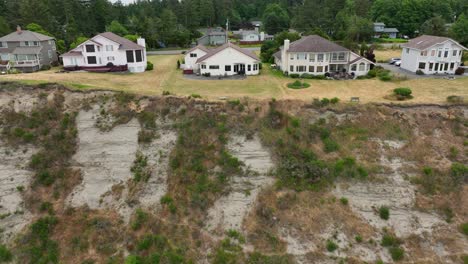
[0,0,466,51]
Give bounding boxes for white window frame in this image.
[105,45,114,52]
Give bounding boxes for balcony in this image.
[13,60,40,67]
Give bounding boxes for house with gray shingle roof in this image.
[373,22,399,39]
[400,35,467,74]
[183,42,260,76]
[0,26,58,73]
[61,32,147,73]
[274,35,374,77]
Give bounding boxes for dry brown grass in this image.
[374,49,402,62]
[2,53,468,104]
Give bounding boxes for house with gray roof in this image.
[373,22,399,39]
[400,35,467,74]
[274,35,374,77]
[0,26,58,73]
[197,28,227,46]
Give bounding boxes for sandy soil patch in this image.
[137,124,177,210]
[0,142,36,245]
[66,107,139,222]
[205,135,274,234]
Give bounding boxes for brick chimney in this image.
[16,25,22,34]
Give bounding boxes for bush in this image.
[323,138,339,153]
[40,65,52,71]
[340,197,348,205]
[146,61,154,71]
[455,67,465,75]
[447,95,464,103]
[330,97,340,104]
[287,81,310,89]
[393,87,412,100]
[416,69,424,75]
[326,240,338,252]
[390,247,405,261]
[0,244,12,262]
[289,73,300,78]
[460,222,468,236]
[355,235,362,243]
[379,206,390,220]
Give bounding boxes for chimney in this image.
[16,25,22,34]
[260,32,265,41]
[137,37,146,48]
[282,39,290,72]
[255,25,259,33]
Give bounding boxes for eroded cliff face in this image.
[0,82,467,264]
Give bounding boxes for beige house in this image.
[274,35,374,77]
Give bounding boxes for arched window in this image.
[359,62,365,71]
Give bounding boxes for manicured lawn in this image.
[2,54,468,104]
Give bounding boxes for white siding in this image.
[401,40,464,74]
[62,35,147,73]
[184,48,207,71]
[198,47,260,76]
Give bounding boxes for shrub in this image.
[393,87,412,100]
[340,197,348,205]
[323,138,339,153]
[326,240,338,252]
[320,98,330,105]
[0,244,12,262]
[287,81,310,89]
[390,247,405,261]
[289,73,300,78]
[355,235,362,243]
[146,61,154,71]
[40,65,52,71]
[131,209,148,230]
[455,67,465,75]
[190,94,202,99]
[416,69,424,75]
[330,97,340,104]
[460,222,468,236]
[381,234,399,247]
[379,206,390,220]
[447,95,464,103]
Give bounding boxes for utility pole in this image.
[226,18,229,44]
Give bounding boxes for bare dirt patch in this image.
[205,135,274,234]
[66,107,139,222]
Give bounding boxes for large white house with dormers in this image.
[61,32,147,73]
[274,35,374,77]
[400,35,467,74]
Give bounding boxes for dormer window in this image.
[85,45,95,53]
[23,41,39,47]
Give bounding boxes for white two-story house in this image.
[274,35,374,77]
[61,32,147,73]
[400,35,467,74]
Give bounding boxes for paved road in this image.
[147,47,261,55]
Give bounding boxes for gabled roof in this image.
[0,30,54,42]
[196,42,259,63]
[374,22,386,26]
[383,28,399,33]
[186,45,210,54]
[402,35,468,51]
[348,54,375,65]
[97,32,144,50]
[287,35,349,53]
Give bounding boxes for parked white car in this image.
[394,60,402,67]
[389,58,401,64]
